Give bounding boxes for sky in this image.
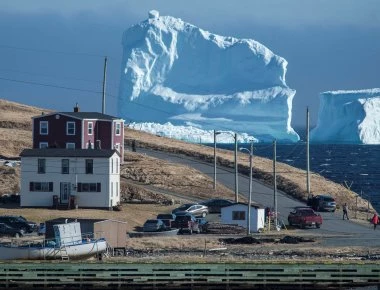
[0,0,379,127]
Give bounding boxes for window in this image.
[40,121,48,135]
[232,211,246,220]
[39,142,48,148]
[38,159,46,174]
[85,159,93,174]
[66,121,75,135]
[29,182,53,192]
[77,183,101,192]
[66,143,75,149]
[111,182,113,197]
[115,122,121,135]
[116,158,119,174]
[88,122,93,135]
[61,159,69,174]
[111,158,114,174]
[116,182,119,197]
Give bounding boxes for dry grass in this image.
[0,98,375,235]
[124,128,373,213]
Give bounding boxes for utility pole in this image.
[273,139,277,229]
[213,130,218,190]
[239,141,253,235]
[306,107,311,198]
[102,56,108,114]
[234,133,238,203]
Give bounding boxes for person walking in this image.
[371,213,379,230]
[343,203,349,220]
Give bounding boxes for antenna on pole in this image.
[306,107,311,198]
[102,56,108,114]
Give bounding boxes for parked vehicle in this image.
[38,223,46,236]
[172,213,201,234]
[18,216,38,232]
[0,223,24,238]
[307,195,337,212]
[288,207,323,229]
[0,216,33,233]
[156,214,176,229]
[143,219,167,232]
[172,203,209,217]
[199,198,234,213]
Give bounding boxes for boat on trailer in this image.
[0,222,107,260]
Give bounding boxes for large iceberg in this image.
[118,10,299,143]
[310,89,380,144]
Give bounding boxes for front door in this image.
[60,182,70,204]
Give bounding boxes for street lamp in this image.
[239,141,253,235]
[215,131,239,202]
[213,130,221,190]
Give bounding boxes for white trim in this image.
[66,121,75,135]
[40,121,48,135]
[88,122,93,135]
[39,142,48,149]
[81,119,84,148]
[115,122,121,136]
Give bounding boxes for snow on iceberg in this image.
[118,10,299,143]
[310,89,380,144]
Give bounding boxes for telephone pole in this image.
[102,56,108,114]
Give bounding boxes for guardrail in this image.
[0,262,379,289]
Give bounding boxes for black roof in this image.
[20,148,119,158]
[33,112,123,121]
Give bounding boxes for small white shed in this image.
[221,202,265,233]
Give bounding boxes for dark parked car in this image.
[172,214,201,234]
[156,213,176,228]
[0,223,24,238]
[172,203,209,217]
[199,198,234,213]
[307,195,337,212]
[143,219,166,232]
[18,216,38,232]
[0,216,33,233]
[288,207,323,229]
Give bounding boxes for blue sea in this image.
[218,135,380,212]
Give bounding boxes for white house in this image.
[221,203,265,233]
[20,148,120,209]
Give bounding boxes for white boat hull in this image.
[0,239,107,260]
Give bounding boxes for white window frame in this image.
[66,121,76,135]
[111,182,114,197]
[40,121,48,135]
[66,143,75,149]
[88,122,93,135]
[39,142,48,148]
[115,122,121,136]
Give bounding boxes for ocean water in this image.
[219,142,380,212]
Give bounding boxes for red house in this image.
[32,105,124,162]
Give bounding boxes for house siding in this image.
[20,153,120,208]
[33,114,82,149]
[221,204,265,233]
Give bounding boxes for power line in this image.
[0,44,106,58]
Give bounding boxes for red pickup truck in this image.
[172,214,201,234]
[288,207,323,229]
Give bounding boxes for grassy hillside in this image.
[0,98,374,229]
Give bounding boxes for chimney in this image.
[74,103,80,112]
[95,140,101,149]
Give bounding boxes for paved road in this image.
[137,147,380,247]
